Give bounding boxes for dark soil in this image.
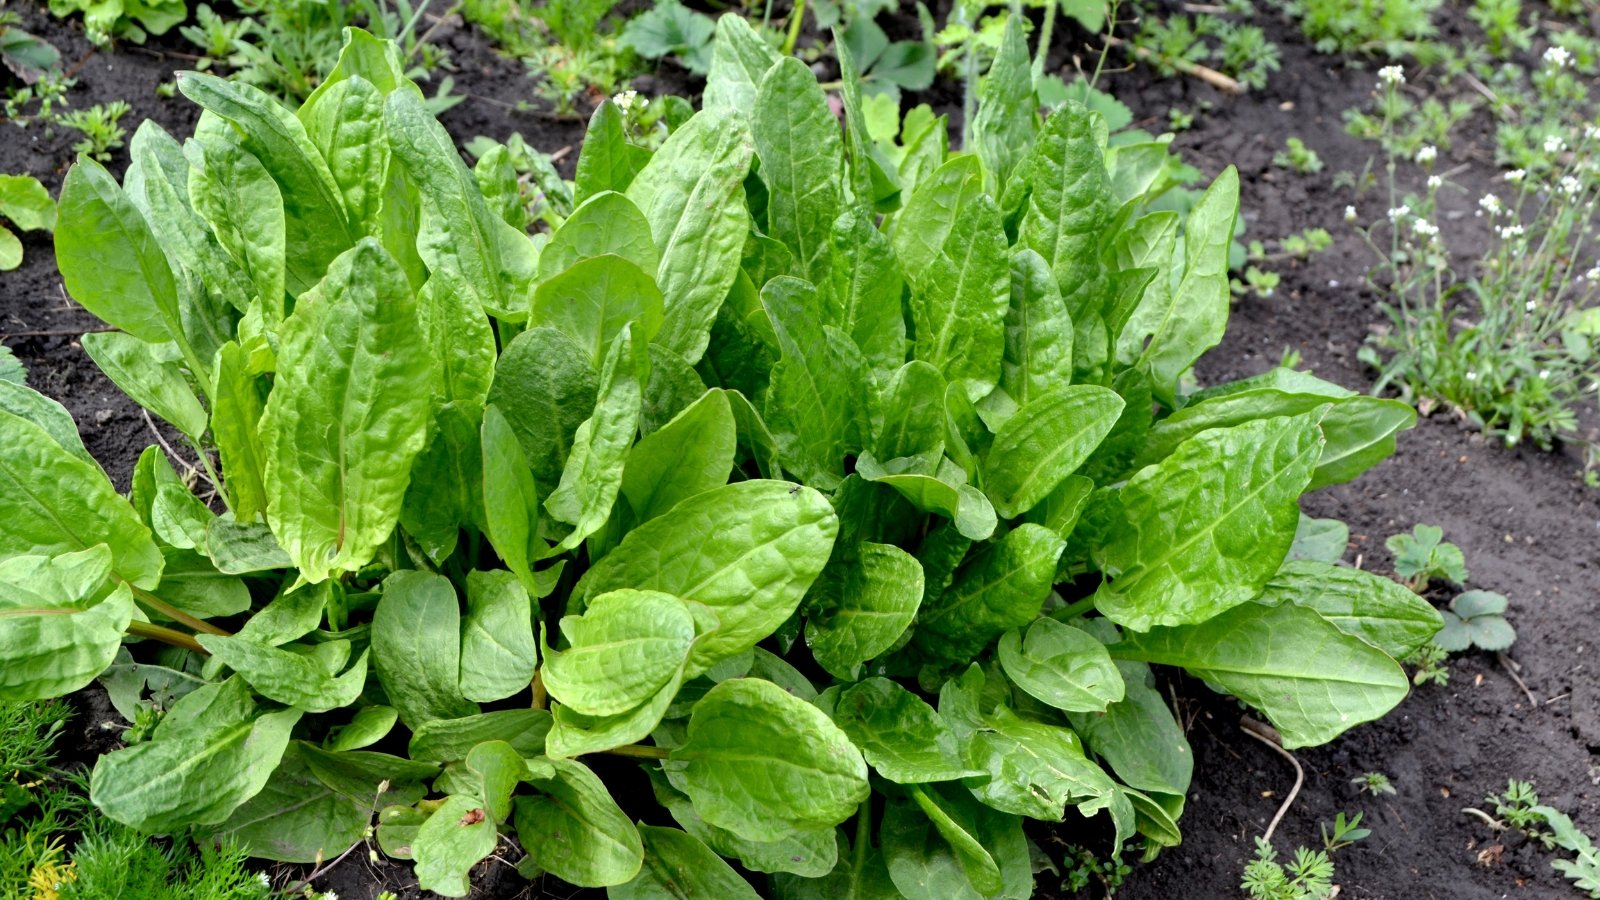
[6,1,1600,898]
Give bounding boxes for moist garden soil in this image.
[3,1,1598,897]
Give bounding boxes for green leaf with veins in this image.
[412,793,497,898]
[543,589,694,717]
[458,570,537,703]
[998,617,1125,713]
[514,758,644,887]
[831,677,983,784]
[611,825,762,899]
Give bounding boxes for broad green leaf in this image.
[574,102,651,203]
[259,238,432,584]
[625,109,754,362]
[904,178,1008,403]
[208,741,425,863]
[763,277,871,489]
[611,825,762,900]
[622,388,736,524]
[998,617,1125,713]
[874,361,944,461]
[209,342,268,519]
[538,191,659,281]
[151,481,210,550]
[0,410,163,588]
[546,325,642,552]
[488,326,598,490]
[0,224,18,269]
[999,249,1073,409]
[828,207,907,376]
[0,380,95,466]
[81,331,209,442]
[579,480,837,676]
[480,404,542,591]
[55,157,178,343]
[856,455,997,542]
[962,706,1122,822]
[327,705,398,752]
[752,57,843,282]
[188,134,287,321]
[835,32,900,212]
[1017,102,1111,317]
[1095,412,1324,631]
[546,663,684,758]
[646,768,838,877]
[372,570,477,728]
[178,72,356,294]
[702,14,781,112]
[155,548,251,619]
[386,89,534,320]
[91,680,300,832]
[232,582,325,646]
[459,570,537,702]
[1110,211,1180,367]
[0,552,134,702]
[413,793,497,897]
[1134,167,1240,405]
[199,634,367,713]
[1067,661,1193,796]
[1257,560,1443,658]
[1111,600,1411,748]
[205,517,292,575]
[402,410,483,566]
[1288,513,1349,564]
[807,542,924,680]
[915,523,1065,661]
[884,783,1032,900]
[673,678,869,842]
[408,709,552,763]
[971,12,1036,192]
[532,255,664,370]
[298,74,390,240]
[544,589,694,717]
[459,740,526,822]
[418,267,496,411]
[832,678,981,784]
[641,343,710,435]
[981,385,1123,519]
[514,758,644,887]
[771,832,900,900]
[0,173,54,232]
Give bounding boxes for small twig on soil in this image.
[1461,73,1503,110]
[291,837,366,890]
[1461,807,1503,830]
[1498,652,1539,706]
[1240,717,1302,845]
[1101,34,1242,94]
[1544,692,1570,705]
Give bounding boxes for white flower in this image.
[256,873,270,887]
[1416,145,1438,164]
[1412,219,1439,237]
[1546,135,1566,154]
[1587,125,1600,141]
[1526,300,1538,311]
[1505,169,1526,184]
[1378,65,1406,87]
[611,90,639,111]
[1545,46,1572,69]
[1584,263,1600,281]
[1467,371,1478,380]
[1344,205,1358,222]
[1497,224,1527,239]
[1561,175,1583,195]
[1387,205,1411,222]
[1540,369,1551,379]
[1478,193,1502,216]
[1427,175,1443,189]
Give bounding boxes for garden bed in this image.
[2,1,1597,897]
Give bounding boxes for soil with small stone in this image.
[4,1,1599,897]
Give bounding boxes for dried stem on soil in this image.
[1102,34,1242,93]
[1241,717,1303,845]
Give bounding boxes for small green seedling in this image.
[58,100,129,161]
[1387,524,1468,590]
[1242,812,1368,900]
[1403,643,1450,685]
[1273,137,1324,174]
[1352,771,1396,797]
[1322,811,1371,851]
[0,174,55,271]
[1474,780,1600,898]
[1435,590,1515,652]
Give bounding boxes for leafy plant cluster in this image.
[1284,0,1444,60]
[1478,780,1600,898]
[1127,1,1281,90]
[47,0,185,45]
[0,173,55,270]
[1353,63,1600,461]
[0,699,276,900]
[1,19,1439,898]
[1240,812,1370,900]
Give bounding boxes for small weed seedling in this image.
[1387,524,1468,591]
[0,174,56,271]
[1352,771,1397,797]
[1242,813,1369,900]
[1274,137,1324,175]
[57,101,129,161]
[1435,590,1516,652]
[1403,643,1451,685]
[1060,844,1131,895]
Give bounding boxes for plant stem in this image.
[126,620,208,654]
[1031,0,1056,83]
[130,586,230,637]
[531,669,547,711]
[596,743,670,760]
[1058,597,1097,620]
[853,793,871,875]
[781,0,806,56]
